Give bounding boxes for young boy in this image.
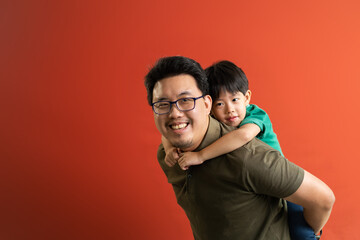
[162,60,321,240]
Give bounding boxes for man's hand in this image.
[164,147,181,167]
[178,151,204,170]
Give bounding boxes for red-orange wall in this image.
[1,0,359,239]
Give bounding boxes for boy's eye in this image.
[232,98,239,102]
[215,102,224,107]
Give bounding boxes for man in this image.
[144,56,335,240]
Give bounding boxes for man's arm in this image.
[284,170,335,234]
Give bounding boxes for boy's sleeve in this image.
[239,105,270,137]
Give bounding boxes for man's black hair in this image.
[144,56,209,105]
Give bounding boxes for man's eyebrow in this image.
[155,91,191,102]
[154,97,168,102]
[153,91,194,102]
[178,91,192,97]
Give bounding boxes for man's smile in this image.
[170,123,188,130]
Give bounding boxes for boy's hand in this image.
[164,147,181,167]
[178,152,204,170]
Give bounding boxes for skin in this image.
[152,74,212,152]
[285,171,335,234]
[211,89,252,126]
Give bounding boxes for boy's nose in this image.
[226,105,234,113]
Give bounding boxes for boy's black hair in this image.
[205,60,249,100]
[144,56,209,105]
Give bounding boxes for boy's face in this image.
[211,90,251,127]
[152,74,212,151]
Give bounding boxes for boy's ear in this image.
[245,90,252,105]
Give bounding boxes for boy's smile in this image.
[212,90,251,127]
[226,116,240,124]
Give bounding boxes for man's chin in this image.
[171,140,193,150]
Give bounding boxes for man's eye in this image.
[156,103,169,108]
[180,98,190,103]
[179,98,194,106]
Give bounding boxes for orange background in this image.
[1,0,359,239]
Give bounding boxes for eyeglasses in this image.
[151,96,204,115]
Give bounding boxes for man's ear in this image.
[203,95,212,115]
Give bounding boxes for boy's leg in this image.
[287,201,320,240]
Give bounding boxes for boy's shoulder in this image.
[246,104,268,114]
[241,104,271,128]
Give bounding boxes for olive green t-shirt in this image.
[157,116,304,240]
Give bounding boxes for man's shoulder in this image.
[244,137,276,151]
[210,116,236,135]
[157,143,165,158]
[228,137,284,165]
[195,116,236,151]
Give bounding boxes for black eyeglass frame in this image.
[151,95,205,115]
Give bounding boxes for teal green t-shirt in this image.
[239,104,283,155]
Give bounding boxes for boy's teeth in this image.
[172,123,187,130]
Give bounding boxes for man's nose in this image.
[168,103,184,118]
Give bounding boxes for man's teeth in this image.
[171,123,187,130]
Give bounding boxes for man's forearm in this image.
[284,171,335,235]
[303,204,333,234]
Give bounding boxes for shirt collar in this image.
[195,116,222,152]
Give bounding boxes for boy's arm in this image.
[162,136,180,167]
[178,123,260,170]
[284,170,335,234]
[200,123,260,160]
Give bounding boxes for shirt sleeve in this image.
[239,104,269,138]
[240,141,304,198]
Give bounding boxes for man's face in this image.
[152,74,212,151]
